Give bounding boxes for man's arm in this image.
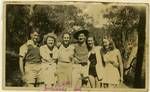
[19,57,25,76]
[72,44,81,63]
[73,56,81,63]
[19,45,27,77]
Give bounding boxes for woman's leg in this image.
[45,64,56,88]
[108,84,117,88]
[103,83,108,88]
[95,76,99,88]
[89,75,95,88]
[99,82,103,88]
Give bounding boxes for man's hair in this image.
[30,28,40,34]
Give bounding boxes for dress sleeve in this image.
[40,45,50,61]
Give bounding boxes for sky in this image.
[74,3,146,28]
[75,3,110,28]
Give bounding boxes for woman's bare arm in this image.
[117,50,124,82]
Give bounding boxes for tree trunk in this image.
[133,7,146,88]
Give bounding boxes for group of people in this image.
[19,28,124,89]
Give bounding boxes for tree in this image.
[133,6,146,88]
[103,6,140,59]
[6,4,94,51]
[6,5,31,52]
[103,5,146,88]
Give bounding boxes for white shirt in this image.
[58,44,74,63]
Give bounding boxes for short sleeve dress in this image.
[102,49,121,84]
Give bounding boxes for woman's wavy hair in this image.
[102,34,116,51]
[101,34,116,67]
[42,33,57,45]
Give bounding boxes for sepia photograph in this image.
[3,1,148,91]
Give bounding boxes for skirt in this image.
[102,63,120,84]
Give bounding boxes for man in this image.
[19,28,43,87]
[40,33,59,87]
[57,32,74,88]
[72,30,89,88]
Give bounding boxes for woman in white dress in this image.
[101,35,123,88]
[40,33,59,87]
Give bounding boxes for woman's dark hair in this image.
[86,35,98,46]
[62,32,71,39]
[46,36,56,43]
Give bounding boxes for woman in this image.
[57,33,74,88]
[86,36,104,88]
[40,33,59,87]
[101,35,123,88]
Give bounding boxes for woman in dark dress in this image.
[87,36,104,88]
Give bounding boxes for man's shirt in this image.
[19,40,41,63]
[74,43,89,63]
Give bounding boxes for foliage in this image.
[6,5,94,52]
[102,6,140,59]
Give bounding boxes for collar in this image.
[46,45,57,52]
[60,44,71,49]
